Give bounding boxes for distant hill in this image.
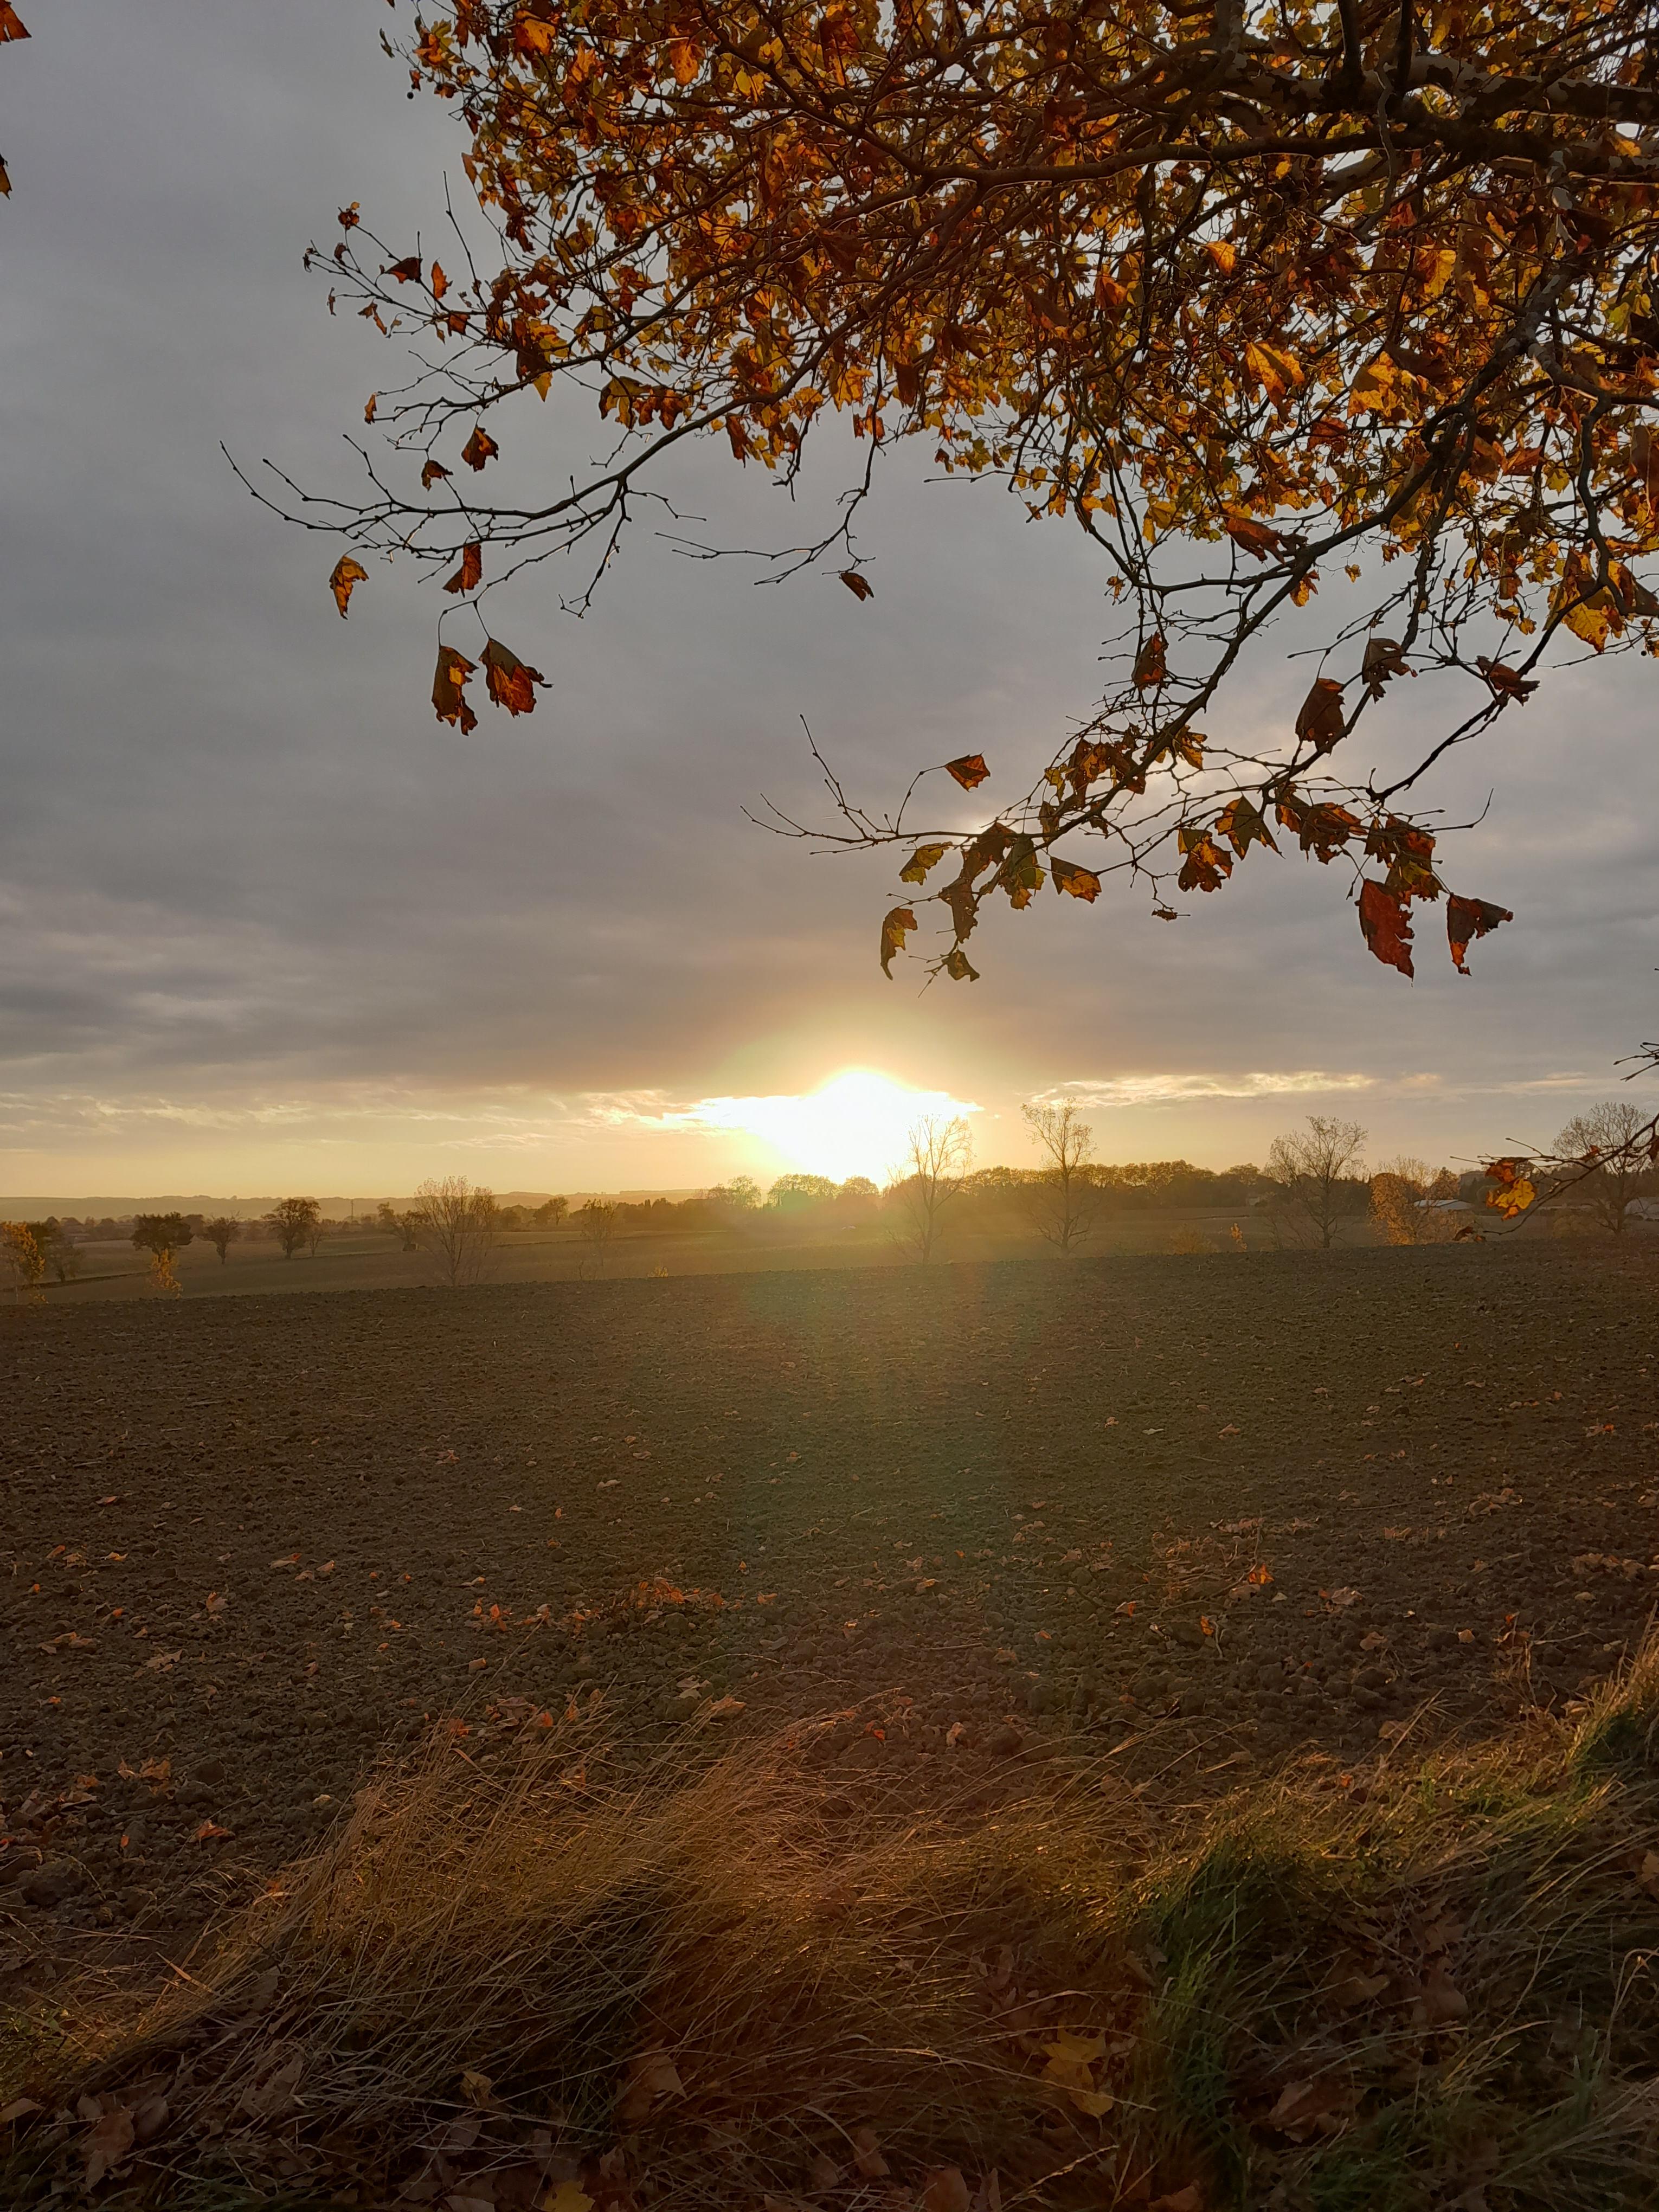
[0,1188,708,1218]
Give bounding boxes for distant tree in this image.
[706,1174,762,1212]
[23,1219,81,1284]
[838,1175,879,1201]
[1265,1118,1368,1250]
[266,1197,321,1260]
[496,1204,529,1230]
[1,1221,46,1298]
[889,1115,973,1263]
[306,1212,328,1259]
[575,1199,618,1277]
[1021,1099,1097,1253]
[132,1213,194,1261]
[201,1216,241,1265]
[415,1175,499,1287]
[767,1173,838,1212]
[1552,1101,1652,1235]
[532,1195,569,1229]
[377,1200,423,1251]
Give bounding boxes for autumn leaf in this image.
[433,645,478,732]
[1295,676,1347,752]
[1223,512,1287,562]
[1050,856,1101,900]
[336,202,359,230]
[1244,340,1304,402]
[443,542,484,595]
[83,2106,134,2191]
[421,458,452,490]
[364,392,378,424]
[0,4,29,39]
[944,944,980,981]
[328,557,367,618]
[851,2126,889,2179]
[1446,893,1512,975]
[1358,878,1413,978]
[1361,635,1411,698]
[1484,1159,1535,1217]
[899,841,949,884]
[0,157,11,197]
[1214,795,1277,858]
[1475,656,1538,702]
[1133,631,1166,688]
[880,903,917,975]
[384,255,422,285]
[839,569,874,601]
[921,2171,972,2212]
[481,637,545,715]
[461,425,499,471]
[430,261,449,300]
[945,753,990,789]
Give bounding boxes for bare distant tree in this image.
[377,1201,423,1251]
[1265,1118,1368,1250]
[416,1176,499,1287]
[306,1212,328,1259]
[1552,1102,1652,1236]
[576,1200,618,1278]
[201,1216,242,1265]
[266,1197,321,1260]
[889,1114,973,1263]
[1021,1099,1097,1253]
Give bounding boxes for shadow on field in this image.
[5,1637,1659,2212]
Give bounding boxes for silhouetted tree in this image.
[890,1115,972,1263]
[266,1197,321,1260]
[1022,1099,1098,1253]
[202,1216,242,1264]
[415,1175,499,1287]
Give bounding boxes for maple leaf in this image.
[839,569,874,600]
[900,841,949,883]
[1484,1160,1535,1217]
[1214,795,1277,858]
[433,645,478,732]
[1295,677,1347,752]
[944,944,980,980]
[460,425,499,471]
[328,556,367,618]
[1446,893,1512,975]
[1358,879,1413,977]
[879,903,917,975]
[443,542,484,595]
[1050,855,1101,900]
[1223,512,1287,562]
[945,752,989,789]
[480,638,544,714]
[1361,635,1411,698]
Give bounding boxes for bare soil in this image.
[3,1242,1657,1994]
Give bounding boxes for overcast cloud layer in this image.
[1,2,1656,1200]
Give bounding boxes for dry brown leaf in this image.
[852,2125,890,2179]
[617,2048,684,2125]
[922,2169,972,2212]
[83,2105,135,2189]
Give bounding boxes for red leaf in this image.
[1358,878,1413,977]
[1446,893,1512,975]
[0,4,30,38]
[944,753,990,790]
[839,570,874,601]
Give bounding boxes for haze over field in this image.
[2,4,1656,1197]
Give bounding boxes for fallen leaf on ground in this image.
[83,2104,135,2189]
[617,2049,684,2125]
[923,2169,972,2212]
[852,2125,890,2179]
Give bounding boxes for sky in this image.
[2,3,1656,1205]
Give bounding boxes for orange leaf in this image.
[880,904,917,976]
[1133,632,1166,689]
[443,542,484,595]
[433,645,478,733]
[945,753,989,789]
[481,637,545,715]
[461,426,499,471]
[384,255,422,285]
[430,261,449,301]
[0,4,30,39]
[328,557,367,619]
[421,458,452,490]
[1050,856,1102,901]
[839,569,873,601]
[1358,878,1413,978]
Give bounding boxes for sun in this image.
[690,1069,980,1185]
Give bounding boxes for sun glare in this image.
[690,1070,979,1185]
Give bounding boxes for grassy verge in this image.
[5,1646,1659,2212]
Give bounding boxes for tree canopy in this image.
[281,0,1659,980]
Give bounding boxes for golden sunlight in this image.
[686,1069,980,1185]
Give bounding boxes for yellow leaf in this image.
[1243,341,1302,402]
[1069,2085,1115,2118]
[544,2187,593,2212]
[899,843,949,885]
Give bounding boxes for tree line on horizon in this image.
[5,1097,1655,1297]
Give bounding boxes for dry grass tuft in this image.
[7,1647,1659,2211]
